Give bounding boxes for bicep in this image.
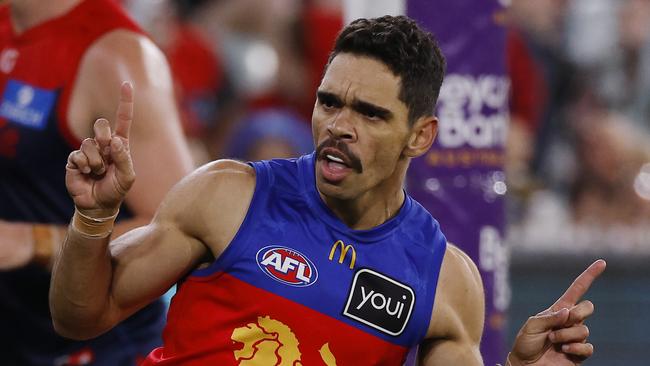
[102,160,255,324]
[421,244,485,365]
[105,216,207,322]
[103,168,212,321]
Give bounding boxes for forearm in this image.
[28,216,149,270]
[49,212,119,340]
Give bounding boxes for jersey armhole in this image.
[188,160,272,278]
[57,53,85,148]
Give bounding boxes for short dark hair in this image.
[326,15,446,125]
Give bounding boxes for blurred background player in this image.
[0,0,193,364]
[223,108,313,161]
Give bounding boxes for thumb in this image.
[109,136,135,194]
[524,308,570,334]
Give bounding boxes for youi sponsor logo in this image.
[343,269,415,336]
[256,245,318,287]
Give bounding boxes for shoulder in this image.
[193,159,257,197]
[81,29,170,92]
[426,244,484,342]
[69,29,174,136]
[442,245,483,307]
[155,160,257,253]
[161,159,256,217]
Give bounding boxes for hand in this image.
[509,259,607,366]
[0,220,33,270]
[66,82,135,217]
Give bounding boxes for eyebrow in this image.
[316,91,343,108]
[316,90,394,121]
[351,100,393,121]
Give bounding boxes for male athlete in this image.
[0,0,193,364]
[51,16,604,365]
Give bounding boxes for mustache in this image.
[315,138,363,173]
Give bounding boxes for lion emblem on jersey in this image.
[231,315,337,365]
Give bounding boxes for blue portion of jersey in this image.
[0,79,56,130]
[0,79,135,222]
[0,85,71,222]
[192,153,447,347]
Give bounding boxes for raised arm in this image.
[49,84,256,340]
[419,244,485,366]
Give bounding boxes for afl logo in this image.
[256,245,318,287]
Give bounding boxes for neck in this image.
[11,0,81,34]
[322,159,409,231]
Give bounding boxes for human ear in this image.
[403,116,438,158]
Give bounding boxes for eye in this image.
[360,108,385,122]
[322,99,335,109]
[354,102,388,122]
[318,95,340,112]
[364,110,378,120]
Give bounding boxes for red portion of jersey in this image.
[143,272,408,365]
[0,0,142,148]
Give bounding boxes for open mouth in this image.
[315,139,363,179]
[318,149,355,183]
[319,146,361,170]
[324,153,349,169]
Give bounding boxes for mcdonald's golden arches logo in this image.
[328,240,356,269]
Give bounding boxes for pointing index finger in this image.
[114,81,133,139]
[553,259,606,310]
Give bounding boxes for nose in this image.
[327,109,356,142]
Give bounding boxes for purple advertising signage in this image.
[406,0,511,364]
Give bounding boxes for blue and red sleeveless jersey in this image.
[144,153,447,365]
[0,1,165,364]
